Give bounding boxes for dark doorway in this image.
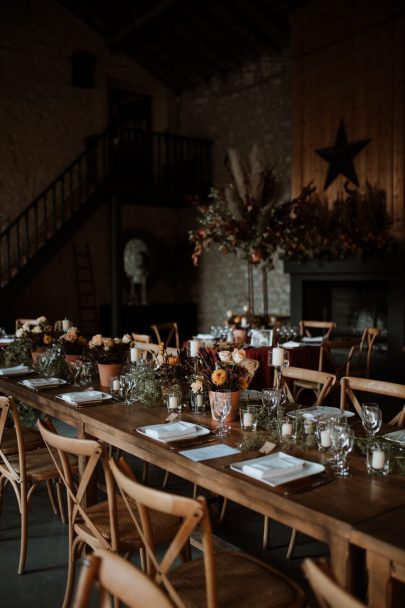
[110,89,152,130]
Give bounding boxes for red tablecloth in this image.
[246,345,320,390]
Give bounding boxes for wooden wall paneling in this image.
[392,15,405,236]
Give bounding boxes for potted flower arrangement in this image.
[197,347,257,421]
[87,334,131,386]
[58,327,88,362]
[15,316,53,362]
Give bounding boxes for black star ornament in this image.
[316,120,371,190]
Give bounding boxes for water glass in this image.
[333,428,355,477]
[120,373,136,405]
[361,403,382,438]
[261,388,279,416]
[167,388,182,414]
[212,393,231,437]
[366,440,390,476]
[191,390,206,415]
[239,405,259,432]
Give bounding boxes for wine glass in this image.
[213,393,231,438]
[327,414,348,467]
[333,427,355,477]
[361,403,382,439]
[120,373,136,405]
[69,360,83,387]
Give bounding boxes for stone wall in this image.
[179,52,292,330]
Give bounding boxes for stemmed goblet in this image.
[333,427,355,477]
[213,393,231,438]
[361,403,382,440]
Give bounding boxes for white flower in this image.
[122,334,131,344]
[232,348,246,364]
[22,323,30,331]
[89,334,103,347]
[218,350,232,362]
[191,379,203,394]
[16,328,23,337]
[36,316,47,324]
[32,325,43,334]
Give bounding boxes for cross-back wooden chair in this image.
[347,327,381,378]
[109,457,305,608]
[0,396,68,574]
[72,549,174,608]
[133,341,179,358]
[303,558,366,608]
[299,320,336,340]
[340,376,405,426]
[37,419,182,608]
[150,322,180,349]
[131,333,151,344]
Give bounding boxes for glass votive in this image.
[239,405,259,432]
[167,388,182,414]
[191,391,206,415]
[110,375,121,398]
[366,440,390,476]
[303,418,315,436]
[279,416,293,441]
[316,417,332,451]
[292,412,305,443]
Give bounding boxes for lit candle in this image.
[371,449,385,470]
[243,412,254,427]
[196,393,204,407]
[169,396,178,410]
[241,316,248,328]
[189,340,200,357]
[272,347,285,366]
[62,318,71,331]
[130,347,138,362]
[320,429,331,448]
[304,419,314,435]
[281,421,292,436]
[112,379,120,391]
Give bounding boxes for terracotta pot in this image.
[31,348,44,365]
[65,354,81,363]
[208,390,240,422]
[97,363,123,388]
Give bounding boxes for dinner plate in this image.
[137,423,210,443]
[287,405,355,420]
[230,452,325,487]
[384,429,405,446]
[56,391,112,406]
[0,365,33,376]
[19,377,67,389]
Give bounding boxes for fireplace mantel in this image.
[285,254,405,380]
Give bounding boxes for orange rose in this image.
[167,356,179,366]
[43,335,53,345]
[211,369,227,387]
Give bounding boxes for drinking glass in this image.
[261,388,279,416]
[327,414,348,466]
[191,391,206,415]
[213,393,231,438]
[69,360,83,387]
[120,373,135,405]
[334,428,355,477]
[361,403,382,439]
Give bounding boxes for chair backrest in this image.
[319,338,361,377]
[131,333,151,344]
[0,395,27,483]
[72,549,174,608]
[150,322,180,349]
[303,558,366,608]
[355,327,381,377]
[133,341,179,358]
[340,376,405,425]
[109,458,217,608]
[37,419,117,550]
[299,320,336,340]
[281,366,336,405]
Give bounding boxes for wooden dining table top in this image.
[0,373,404,607]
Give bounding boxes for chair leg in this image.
[192,483,198,499]
[0,475,7,515]
[142,462,149,485]
[62,533,78,608]
[18,487,28,574]
[162,470,170,489]
[46,480,59,515]
[286,528,297,559]
[56,480,66,524]
[218,497,228,523]
[262,515,271,550]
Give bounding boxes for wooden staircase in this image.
[0,127,212,298]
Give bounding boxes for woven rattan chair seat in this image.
[75,496,181,548]
[7,448,76,480]
[170,550,305,607]
[2,427,43,454]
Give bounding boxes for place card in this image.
[259,441,276,454]
[165,413,179,422]
[179,444,240,462]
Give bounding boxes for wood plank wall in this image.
[291,0,405,238]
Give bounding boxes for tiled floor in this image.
[0,455,328,607]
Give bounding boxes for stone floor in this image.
[0,454,329,607]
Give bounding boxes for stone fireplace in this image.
[285,255,405,381]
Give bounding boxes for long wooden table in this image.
[1,375,404,607]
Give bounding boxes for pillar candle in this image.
[189,340,200,357]
[320,429,331,448]
[371,449,385,469]
[62,318,71,331]
[243,412,254,426]
[130,347,138,362]
[196,393,204,407]
[272,347,284,366]
[281,421,292,436]
[169,396,178,410]
[112,379,120,391]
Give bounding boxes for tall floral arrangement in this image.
[87,334,131,364]
[197,347,253,392]
[189,145,283,268]
[15,316,53,350]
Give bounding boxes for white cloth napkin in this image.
[59,390,107,405]
[0,364,31,376]
[242,453,305,481]
[301,336,323,343]
[282,341,301,348]
[21,377,65,388]
[144,421,198,441]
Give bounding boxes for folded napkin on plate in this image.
[0,364,31,375]
[242,453,305,481]
[59,391,106,405]
[282,341,301,348]
[301,336,323,343]
[144,421,198,441]
[21,377,64,388]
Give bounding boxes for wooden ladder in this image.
[73,242,98,335]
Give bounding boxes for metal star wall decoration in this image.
[316,120,371,190]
